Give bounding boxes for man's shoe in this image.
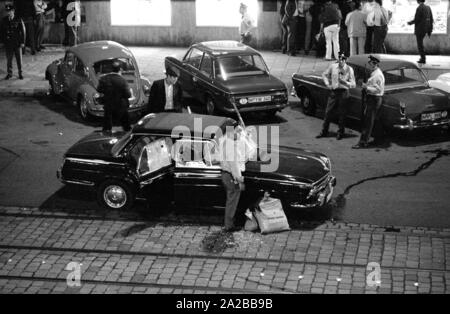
[4,74,12,80]
[352,142,368,149]
[336,133,344,140]
[18,74,24,80]
[316,131,328,139]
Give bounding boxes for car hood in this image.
[65,131,127,159]
[245,146,331,184]
[218,75,286,94]
[387,87,450,116]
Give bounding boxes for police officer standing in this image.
[97,60,132,133]
[353,55,385,149]
[0,4,25,80]
[316,52,355,140]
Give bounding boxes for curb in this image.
[0,88,48,97]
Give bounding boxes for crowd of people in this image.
[278,0,433,63]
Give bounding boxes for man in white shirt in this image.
[362,0,376,53]
[317,52,356,140]
[33,0,47,52]
[353,55,385,148]
[239,3,255,46]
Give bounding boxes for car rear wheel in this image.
[77,95,91,121]
[206,96,216,115]
[97,179,135,211]
[300,92,316,116]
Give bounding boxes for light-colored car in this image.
[46,40,151,120]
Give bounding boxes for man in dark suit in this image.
[283,0,298,56]
[0,4,25,80]
[408,0,433,64]
[147,65,183,113]
[97,60,131,133]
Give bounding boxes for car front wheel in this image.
[97,179,135,211]
[77,95,91,120]
[300,92,316,116]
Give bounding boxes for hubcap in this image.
[103,185,127,209]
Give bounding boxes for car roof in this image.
[347,54,420,72]
[68,41,135,65]
[132,112,237,139]
[193,40,259,57]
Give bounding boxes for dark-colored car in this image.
[57,113,336,212]
[46,41,151,120]
[165,41,288,116]
[292,54,450,131]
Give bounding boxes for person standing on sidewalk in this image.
[97,61,132,133]
[408,0,433,64]
[239,3,255,46]
[353,55,385,149]
[279,0,288,53]
[33,0,47,52]
[372,0,391,53]
[14,0,36,55]
[346,1,366,56]
[338,0,354,57]
[319,0,341,61]
[283,0,298,56]
[303,0,313,55]
[316,52,356,140]
[0,4,25,80]
[219,126,246,232]
[362,0,376,53]
[295,0,306,54]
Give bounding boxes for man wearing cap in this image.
[97,60,132,133]
[0,4,25,80]
[353,55,385,149]
[317,52,355,140]
[147,65,182,113]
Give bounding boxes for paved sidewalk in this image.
[1,45,450,97]
[0,206,449,294]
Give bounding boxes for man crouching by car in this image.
[97,60,131,133]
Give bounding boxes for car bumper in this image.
[393,118,450,130]
[290,175,337,209]
[222,102,288,113]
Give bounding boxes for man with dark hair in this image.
[0,4,25,80]
[317,51,356,140]
[147,64,183,114]
[14,0,36,55]
[408,0,433,64]
[97,61,132,133]
[353,55,385,149]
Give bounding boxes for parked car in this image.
[57,113,336,212]
[292,54,450,131]
[165,41,288,116]
[46,41,151,120]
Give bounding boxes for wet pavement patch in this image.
[118,223,150,237]
[201,231,237,254]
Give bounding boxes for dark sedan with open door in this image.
[57,113,335,212]
[292,54,450,131]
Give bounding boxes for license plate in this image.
[248,95,272,103]
[421,111,443,121]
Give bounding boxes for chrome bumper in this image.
[290,176,336,209]
[393,118,450,130]
[223,102,288,113]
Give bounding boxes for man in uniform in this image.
[0,4,25,80]
[97,60,132,133]
[353,55,385,149]
[316,52,355,140]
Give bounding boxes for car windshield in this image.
[93,58,136,76]
[215,54,268,79]
[383,67,427,87]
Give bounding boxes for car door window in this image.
[131,136,173,176]
[199,53,213,78]
[174,139,219,168]
[184,48,204,69]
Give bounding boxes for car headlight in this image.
[442,111,448,118]
[319,156,331,171]
[143,84,150,97]
[93,93,102,106]
[239,98,248,105]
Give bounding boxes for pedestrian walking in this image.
[408,0,433,64]
[353,55,385,149]
[33,0,47,52]
[283,0,298,56]
[147,65,182,114]
[279,0,288,53]
[316,52,356,140]
[97,61,132,133]
[338,0,354,57]
[346,1,366,56]
[319,0,342,61]
[295,0,307,53]
[239,2,255,46]
[308,0,324,57]
[219,126,246,232]
[303,0,313,55]
[372,0,391,53]
[0,4,25,80]
[362,0,376,53]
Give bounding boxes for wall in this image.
[0,0,448,54]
